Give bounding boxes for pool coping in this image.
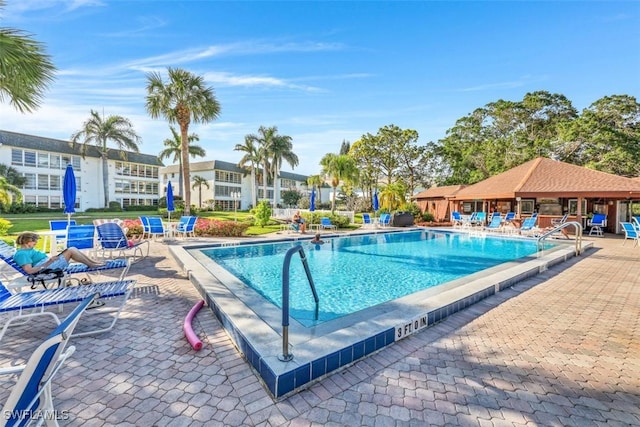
[169,228,593,399]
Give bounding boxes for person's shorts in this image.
[35,257,69,270]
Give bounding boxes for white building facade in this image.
[0,130,162,211]
[160,160,318,211]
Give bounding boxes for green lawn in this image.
[1,210,281,237]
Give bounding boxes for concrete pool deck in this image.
[1,230,639,425]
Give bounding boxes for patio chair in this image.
[95,222,149,262]
[503,212,516,224]
[0,240,131,290]
[146,216,168,240]
[0,277,136,342]
[139,216,151,239]
[49,220,76,252]
[175,216,197,238]
[519,215,539,236]
[451,211,464,228]
[587,214,607,237]
[620,222,639,247]
[471,211,487,226]
[632,216,640,231]
[362,213,374,228]
[551,213,569,226]
[0,294,96,427]
[378,213,391,227]
[320,217,337,230]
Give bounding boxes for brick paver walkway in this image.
[1,234,639,426]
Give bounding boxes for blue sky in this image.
[1,1,639,176]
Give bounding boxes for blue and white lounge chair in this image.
[485,214,503,232]
[451,211,464,228]
[551,213,569,226]
[503,212,516,224]
[0,240,130,290]
[587,214,607,237]
[378,213,391,227]
[320,217,337,230]
[95,222,149,261]
[0,294,96,427]
[362,213,374,228]
[620,222,639,246]
[519,215,539,236]
[0,278,136,342]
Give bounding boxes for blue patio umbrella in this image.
[309,189,316,212]
[166,181,175,223]
[373,190,379,213]
[63,164,76,225]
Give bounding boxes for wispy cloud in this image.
[458,75,548,92]
[2,0,104,20]
[99,15,168,38]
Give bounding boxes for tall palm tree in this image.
[235,136,260,208]
[71,110,141,208]
[191,175,210,208]
[158,126,205,198]
[320,153,358,213]
[0,164,26,188]
[268,131,298,207]
[245,126,276,203]
[307,174,324,204]
[0,0,56,113]
[146,67,221,216]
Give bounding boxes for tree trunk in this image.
[102,153,109,207]
[180,123,191,216]
[251,167,257,208]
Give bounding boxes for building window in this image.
[215,170,241,184]
[24,151,36,167]
[23,173,36,190]
[50,155,61,169]
[11,149,22,166]
[38,153,49,168]
[50,196,61,209]
[24,195,36,206]
[37,174,49,190]
[49,175,61,191]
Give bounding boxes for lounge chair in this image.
[139,216,151,239]
[503,212,516,224]
[519,215,539,236]
[146,216,168,240]
[620,222,639,246]
[471,211,486,226]
[551,213,569,226]
[0,294,95,426]
[0,240,131,290]
[587,214,607,237]
[320,217,337,230]
[485,214,503,232]
[0,278,136,342]
[49,220,77,252]
[95,222,149,261]
[633,216,640,231]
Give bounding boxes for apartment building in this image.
[0,130,163,211]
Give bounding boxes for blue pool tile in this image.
[294,364,311,387]
[277,370,294,397]
[260,362,278,396]
[311,358,326,380]
[364,336,376,355]
[353,340,365,360]
[340,347,353,366]
[327,351,340,372]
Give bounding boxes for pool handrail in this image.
[536,221,583,255]
[279,245,319,362]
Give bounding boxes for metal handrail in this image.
[279,245,319,362]
[536,221,583,255]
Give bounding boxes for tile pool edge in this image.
[169,235,592,399]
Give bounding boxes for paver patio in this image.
[1,232,639,426]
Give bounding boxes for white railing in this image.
[272,208,355,224]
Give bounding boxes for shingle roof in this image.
[0,129,163,166]
[452,157,640,200]
[413,185,466,199]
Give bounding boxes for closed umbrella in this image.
[63,164,76,225]
[309,189,316,228]
[373,190,379,214]
[166,181,175,223]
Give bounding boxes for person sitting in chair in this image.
[292,211,307,234]
[14,231,104,274]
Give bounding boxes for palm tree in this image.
[0,0,56,113]
[0,176,22,210]
[0,164,26,188]
[307,175,324,205]
[191,175,210,208]
[320,153,358,213]
[146,67,221,216]
[235,136,260,208]
[245,126,276,204]
[158,126,205,198]
[379,182,406,212]
[268,131,298,207]
[71,110,141,208]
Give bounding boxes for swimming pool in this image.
[201,230,556,327]
[174,228,587,399]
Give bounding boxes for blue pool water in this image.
[201,230,554,327]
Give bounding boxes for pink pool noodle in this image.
[183,300,205,351]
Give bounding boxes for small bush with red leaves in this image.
[194,218,249,237]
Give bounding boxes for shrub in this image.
[121,219,144,237]
[195,218,249,237]
[422,212,435,222]
[252,200,272,227]
[0,218,11,236]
